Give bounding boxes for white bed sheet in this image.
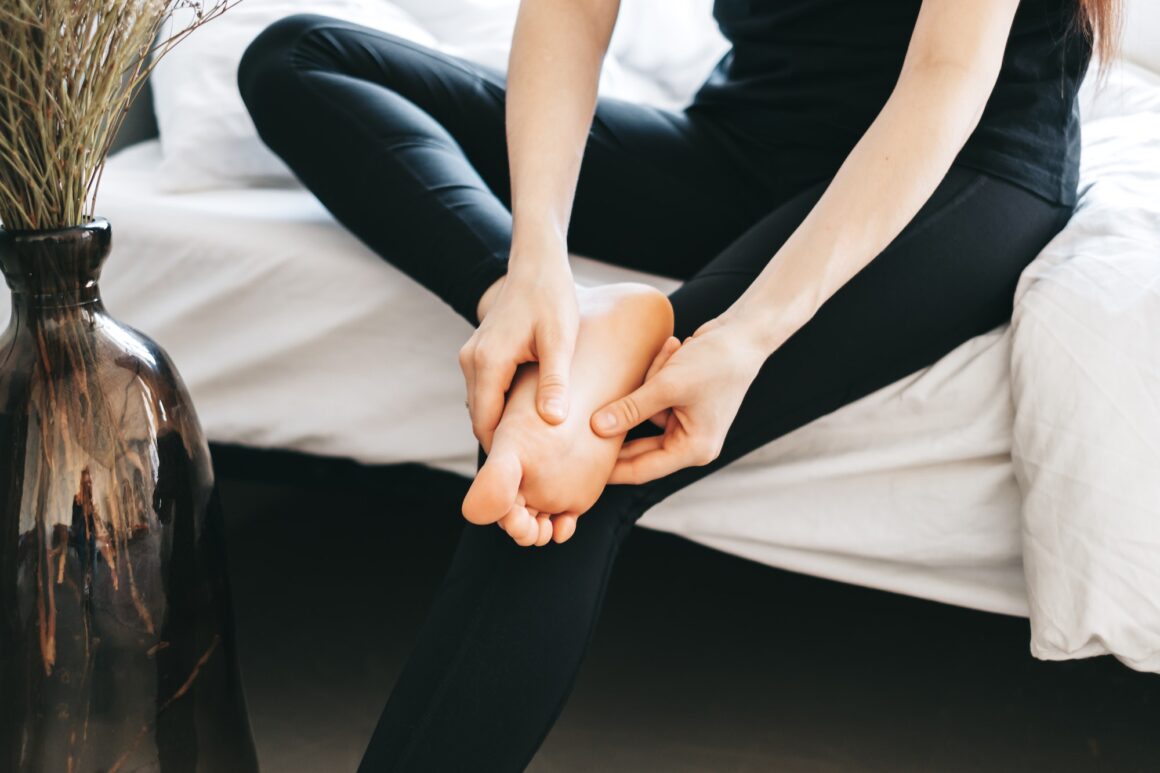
[0,140,1029,616]
[1012,62,1160,672]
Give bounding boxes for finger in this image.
[617,435,665,461]
[471,353,518,447]
[649,409,672,429]
[534,514,553,547]
[535,328,574,425]
[458,340,476,387]
[550,514,578,544]
[645,336,680,383]
[640,338,680,427]
[591,376,675,438]
[607,445,692,485]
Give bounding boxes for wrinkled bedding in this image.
[1011,62,1160,672]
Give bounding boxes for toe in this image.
[497,502,538,546]
[534,515,553,547]
[511,506,539,547]
[551,514,578,543]
[462,447,523,525]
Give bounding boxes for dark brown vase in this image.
[0,218,259,772]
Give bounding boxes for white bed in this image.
[4,0,1157,670]
[25,139,1033,616]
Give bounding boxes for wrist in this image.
[476,275,507,322]
[510,219,568,273]
[476,259,576,323]
[722,293,814,357]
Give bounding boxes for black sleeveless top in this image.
[691,0,1093,205]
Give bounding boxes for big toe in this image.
[462,447,523,525]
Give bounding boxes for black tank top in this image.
[691,0,1092,205]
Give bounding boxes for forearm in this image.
[730,64,998,353]
[505,0,620,273]
[726,0,1020,353]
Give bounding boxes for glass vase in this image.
[0,217,259,772]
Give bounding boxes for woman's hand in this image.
[589,314,772,484]
[459,255,579,450]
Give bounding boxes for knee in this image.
[236,13,331,119]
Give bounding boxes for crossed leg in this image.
[237,13,773,322]
[238,12,773,543]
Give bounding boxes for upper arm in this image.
[514,0,622,52]
[901,0,1022,86]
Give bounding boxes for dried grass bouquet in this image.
[0,0,236,231]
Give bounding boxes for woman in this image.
[238,0,1111,768]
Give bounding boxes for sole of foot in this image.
[461,282,674,545]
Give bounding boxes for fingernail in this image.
[594,411,617,432]
[544,399,564,419]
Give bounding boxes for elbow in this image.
[912,54,998,86]
[897,58,999,138]
[903,54,1001,102]
[516,0,621,50]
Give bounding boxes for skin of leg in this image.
[359,169,1071,771]
[462,282,675,545]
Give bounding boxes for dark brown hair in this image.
[1076,0,1123,63]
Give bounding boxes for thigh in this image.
[245,14,772,280]
[569,101,776,279]
[633,168,1073,507]
[239,13,515,270]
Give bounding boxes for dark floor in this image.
[212,445,1159,773]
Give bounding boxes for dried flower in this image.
[0,0,238,231]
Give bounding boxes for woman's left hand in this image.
[589,314,772,484]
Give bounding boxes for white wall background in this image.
[1123,0,1160,72]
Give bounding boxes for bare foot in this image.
[461,283,674,545]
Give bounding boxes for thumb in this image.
[536,331,574,424]
[591,376,673,438]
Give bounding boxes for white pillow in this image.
[148,0,725,192]
[391,0,519,73]
[150,0,435,192]
[609,0,726,107]
[1122,0,1160,74]
[355,0,725,104]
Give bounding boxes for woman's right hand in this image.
[458,253,579,451]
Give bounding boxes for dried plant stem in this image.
[0,0,238,231]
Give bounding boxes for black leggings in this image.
[239,14,1074,772]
